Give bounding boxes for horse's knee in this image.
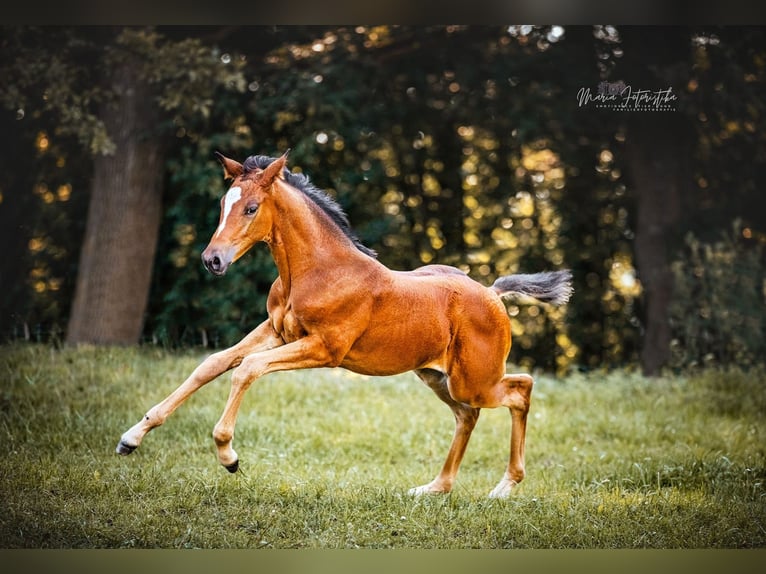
[504,374,533,411]
[508,373,534,393]
[231,352,268,388]
[230,366,248,388]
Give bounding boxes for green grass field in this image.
[0,344,764,548]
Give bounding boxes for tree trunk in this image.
[620,27,692,376]
[66,58,164,345]
[626,114,686,375]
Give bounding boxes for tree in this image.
[65,48,167,344]
[4,25,763,374]
[1,26,246,344]
[617,26,694,375]
[614,26,766,374]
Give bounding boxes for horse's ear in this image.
[214,151,243,181]
[260,150,289,185]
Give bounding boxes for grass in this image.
[0,343,764,548]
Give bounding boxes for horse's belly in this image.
[340,315,449,376]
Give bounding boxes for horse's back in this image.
[404,264,468,278]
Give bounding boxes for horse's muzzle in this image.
[201,247,233,276]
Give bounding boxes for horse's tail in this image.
[490,270,573,306]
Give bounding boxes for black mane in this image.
[242,155,377,259]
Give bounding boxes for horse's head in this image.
[201,151,288,275]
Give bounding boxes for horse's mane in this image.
[242,155,377,259]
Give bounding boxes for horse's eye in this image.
[244,205,258,216]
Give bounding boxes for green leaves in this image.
[670,223,766,370]
[4,26,765,371]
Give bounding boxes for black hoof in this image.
[116,440,137,455]
[224,460,239,473]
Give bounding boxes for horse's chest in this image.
[271,301,307,343]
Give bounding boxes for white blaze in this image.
[216,186,242,237]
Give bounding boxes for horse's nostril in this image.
[202,250,228,275]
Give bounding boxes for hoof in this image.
[116,440,137,455]
[224,460,239,473]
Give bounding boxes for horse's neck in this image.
[267,181,365,293]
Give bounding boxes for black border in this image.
[2,1,765,572]
[2,0,766,25]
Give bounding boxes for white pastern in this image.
[487,477,517,499]
[216,186,242,237]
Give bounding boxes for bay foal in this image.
[117,152,572,498]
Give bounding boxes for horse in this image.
[117,151,572,498]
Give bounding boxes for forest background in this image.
[1,25,765,376]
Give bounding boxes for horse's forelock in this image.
[242,155,273,174]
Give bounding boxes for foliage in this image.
[0,26,247,344]
[2,26,765,372]
[111,28,247,135]
[146,26,606,368]
[683,27,766,241]
[0,27,111,154]
[0,344,764,548]
[0,27,247,155]
[0,110,91,342]
[669,222,766,370]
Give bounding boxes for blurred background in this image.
[1,25,764,376]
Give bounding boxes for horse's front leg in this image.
[116,319,282,456]
[212,334,335,472]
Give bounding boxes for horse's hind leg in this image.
[487,373,533,499]
[409,368,480,495]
